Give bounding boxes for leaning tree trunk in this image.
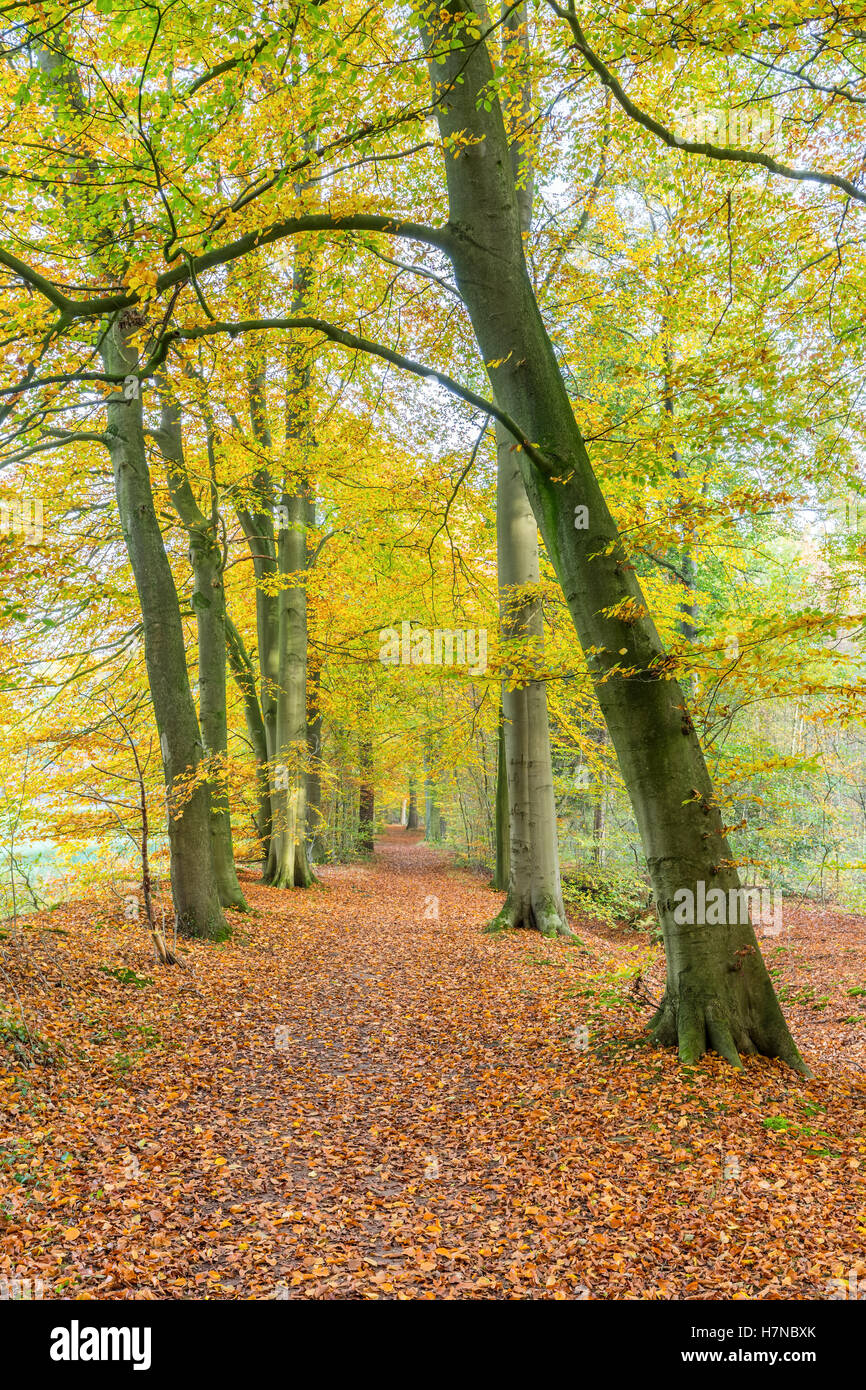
[421,1,806,1071]
[102,323,227,939]
[37,42,225,941]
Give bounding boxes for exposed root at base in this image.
[648,996,812,1076]
[488,897,576,940]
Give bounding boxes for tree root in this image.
[649,992,811,1075]
[220,888,249,912]
[489,892,576,939]
[265,858,315,890]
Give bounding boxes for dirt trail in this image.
[1,827,865,1299]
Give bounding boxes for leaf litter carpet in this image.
[1,828,865,1299]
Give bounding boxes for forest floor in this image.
[1,827,865,1300]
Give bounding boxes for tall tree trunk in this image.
[496,445,567,932]
[421,2,806,1071]
[591,726,607,867]
[191,527,249,909]
[306,654,325,863]
[407,775,420,830]
[493,702,510,890]
[304,492,325,863]
[358,739,375,856]
[226,616,272,865]
[424,745,441,843]
[101,323,227,939]
[37,41,226,940]
[154,384,247,910]
[496,431,568,934]
[234,486,279,873]
[492,3,569,936]
[268,487,314,887]
[234,252,315,890]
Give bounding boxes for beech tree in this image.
[6,0,843,1065]
[239,246,317,889]
[387,0,806,1068]
[1,37,229,939]
[493,3,568,937]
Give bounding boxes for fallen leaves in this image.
[0,828,865,1299]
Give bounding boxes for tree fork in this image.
[102,324,228,941]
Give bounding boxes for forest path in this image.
[2,828,865,1299]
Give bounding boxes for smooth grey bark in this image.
[358,739,375,856]
[496,429,570,934]
[496,438,569,933]
[270,254,316,888]
[407,776,420,830]
[225,615,272,864]
[233,259,315,890]
[591,726,607,867]
[233,470,279,867]
[491,3,569,937]
[304,492,326,863]
[493,706,510,889]
[423,747,442,842]
[305,654,325,862]
[101,323,227,939]
[152,383,248,910]
[269,486,314,887]
[421,1,806,1071]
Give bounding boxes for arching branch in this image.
[151,315,554,477]
[0,213,456,323]
[547,1,866,208]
